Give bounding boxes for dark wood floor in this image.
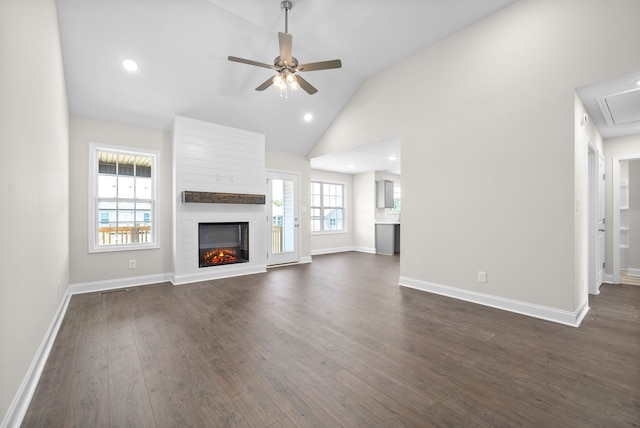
[23,252,640,427]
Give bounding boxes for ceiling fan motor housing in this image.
[274,56,298,69]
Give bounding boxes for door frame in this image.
[612,153,640,284]
[588,143,605,294]
[588,144,596,294]
[266,169,301,266]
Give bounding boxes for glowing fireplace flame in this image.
[203,248,238,265]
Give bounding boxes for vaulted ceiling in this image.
[56,0,640,175]
[56,0,517,158]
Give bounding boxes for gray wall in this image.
[0,0,70,419]
[309,170,354,254]
[310,0,640,313]
[69,116,173,285]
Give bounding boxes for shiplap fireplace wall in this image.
[172,116,267,284]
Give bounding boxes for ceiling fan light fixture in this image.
[273,74,285,89]
[288,75,300,91]
[228,0,341,96]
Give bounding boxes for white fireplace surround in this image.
[172,116,267,285]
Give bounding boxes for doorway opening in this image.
[613,155,640,285]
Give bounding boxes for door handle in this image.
[598,229,605,232]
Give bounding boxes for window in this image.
[89,143,158,252]
[310,181,344,232]
[387,183,401,213]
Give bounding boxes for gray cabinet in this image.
[377,180,394,208]
[375,223,400,255]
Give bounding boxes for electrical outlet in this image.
[477,271,487,283]
[129,259,136,269]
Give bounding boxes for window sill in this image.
[311,231,348,236]
[89,243,160,253]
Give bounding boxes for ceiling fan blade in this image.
[296,59,342,72]
[278,32,293,65]
[295,74,318,95]
[255,76,274,91]
[228,56,276,70]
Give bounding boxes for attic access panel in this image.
[600,89,640,125]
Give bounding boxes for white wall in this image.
[309,0,640,320]
[0,0,69,421]
[353,172,376,253]
[69,116,173,285]
[603,134,640,276]
[309,169,354,254]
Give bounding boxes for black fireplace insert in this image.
[198,222,249,267]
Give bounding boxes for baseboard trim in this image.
[311,246,354,256]
[69,273,173,295]
[1,290,72,428]
[354,246,377,254]
[399,276,589,327]
[604,274,614,284]
[299,256,312,264]
[627,268,640,277]
[310,246,377,256]
[172,266,266,286]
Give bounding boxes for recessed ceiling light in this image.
[636,79,640,86]
[122,58,138,72]
[304,113,313,122]
[348,163,356,168]
[389,155,398,161]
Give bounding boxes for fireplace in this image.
[199,222,249,267]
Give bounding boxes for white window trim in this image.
[88,142,160,253]
[310,179,348,235]
[386,182,401,215]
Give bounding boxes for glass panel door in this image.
[267,171,299,265]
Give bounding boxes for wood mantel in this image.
[182,191,265,205]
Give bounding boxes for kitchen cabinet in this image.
[375,223,400,255]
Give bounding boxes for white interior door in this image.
[596,153,606,286]
[267,171,299,266]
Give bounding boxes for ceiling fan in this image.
[228,1,342,95]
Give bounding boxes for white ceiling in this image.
[56,0,516,157]
[576,71,640,139]
[56,0,639,177]
[310,137,401,175]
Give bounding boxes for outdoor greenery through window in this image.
[388,183,401,213]
[310,181,344,232]
[91,144,157,251]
